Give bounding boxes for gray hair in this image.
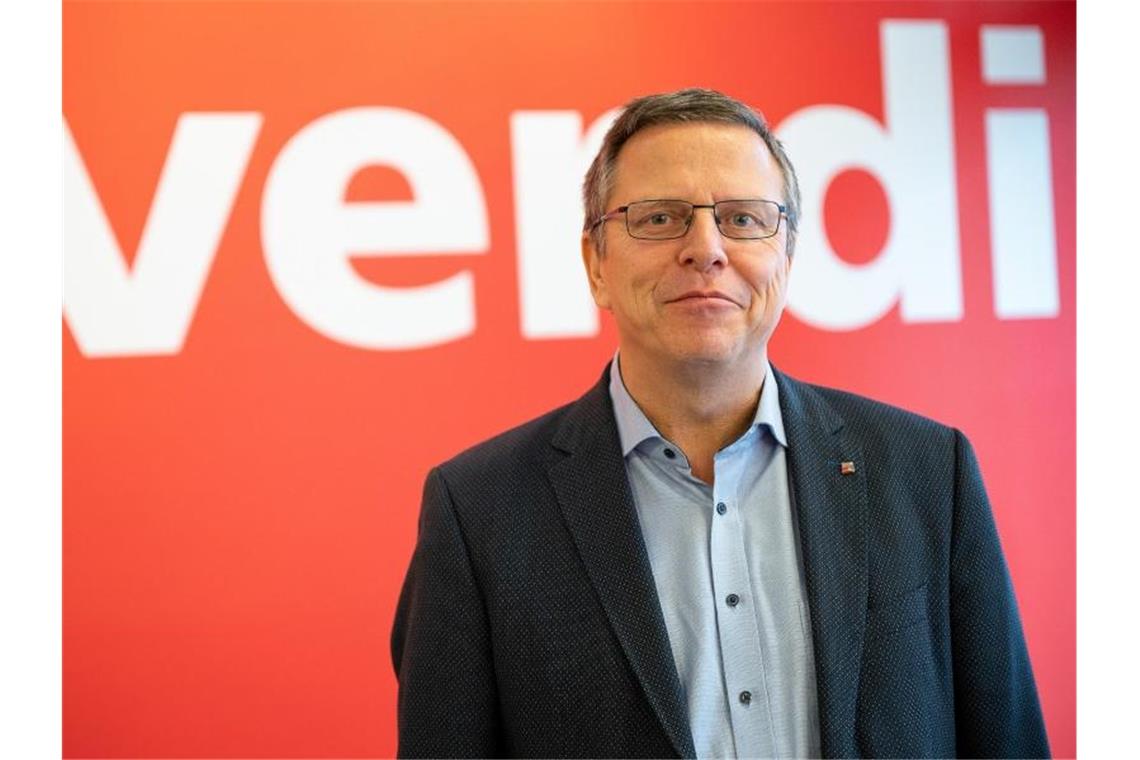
[582,88,801,256]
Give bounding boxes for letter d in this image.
[778,20,963,330]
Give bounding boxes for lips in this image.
[668,290,740,306]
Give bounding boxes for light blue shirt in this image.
[609,355,821,759]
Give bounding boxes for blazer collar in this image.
[547,363,869,759]
[773,365,869,758]
[548,364,696,758]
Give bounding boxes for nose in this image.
[678,206,728,271]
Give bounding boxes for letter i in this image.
[980,25,1060,319]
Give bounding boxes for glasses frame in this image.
[590,198,788,241]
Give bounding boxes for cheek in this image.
[748,253,790,300]
[614,264,661,307]
[596,258,636,307]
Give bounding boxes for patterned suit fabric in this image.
[390,365,1049,758]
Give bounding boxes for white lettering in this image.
[981,25,1046,84]
[778,20,962,330]
[261,107,489,350]
[64,114,261,356]
[510,109,617,339]
[985,110,1059,318]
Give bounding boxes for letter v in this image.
[65,113,262,357]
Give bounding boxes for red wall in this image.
[63,1,1075,756]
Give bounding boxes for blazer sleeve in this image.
[391,467,502,758]
[948,429,1051,758]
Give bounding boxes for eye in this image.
[718,202,778,234]
[728,212,761,229]
[630,206,683,227]
[627,201,691,236]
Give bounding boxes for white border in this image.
[0,0,62,758]
[1077,1,1140,756]
[0,2,1115,758]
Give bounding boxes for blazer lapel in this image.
[547,367,696,759]
[774,367,869,758]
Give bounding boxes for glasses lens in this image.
[715,200,782,239]
[625,200,693,239]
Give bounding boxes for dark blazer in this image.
[391,365,1049,758]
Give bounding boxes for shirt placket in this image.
[708,441,777,759]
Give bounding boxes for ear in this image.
[581,232,611,310]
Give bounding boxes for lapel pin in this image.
[840,461,856,475]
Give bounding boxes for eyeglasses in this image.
[590,199,787,240]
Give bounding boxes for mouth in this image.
[668,290,741,307]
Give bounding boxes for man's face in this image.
[582,122,792,372]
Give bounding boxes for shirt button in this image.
[739,690,752,706]
[663,447,676,460]
[716,502,727,515]
[726,593,740,607]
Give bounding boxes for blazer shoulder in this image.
[437,400,573,483]
[781,370,959,451]
[435,367,612,486]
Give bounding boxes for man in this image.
[391,89,1049,758]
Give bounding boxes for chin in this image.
[663,336,750,366]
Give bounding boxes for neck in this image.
[617,349,767,482]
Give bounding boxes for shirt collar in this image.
[608,352,787,458]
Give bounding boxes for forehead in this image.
[610,122,781,202]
